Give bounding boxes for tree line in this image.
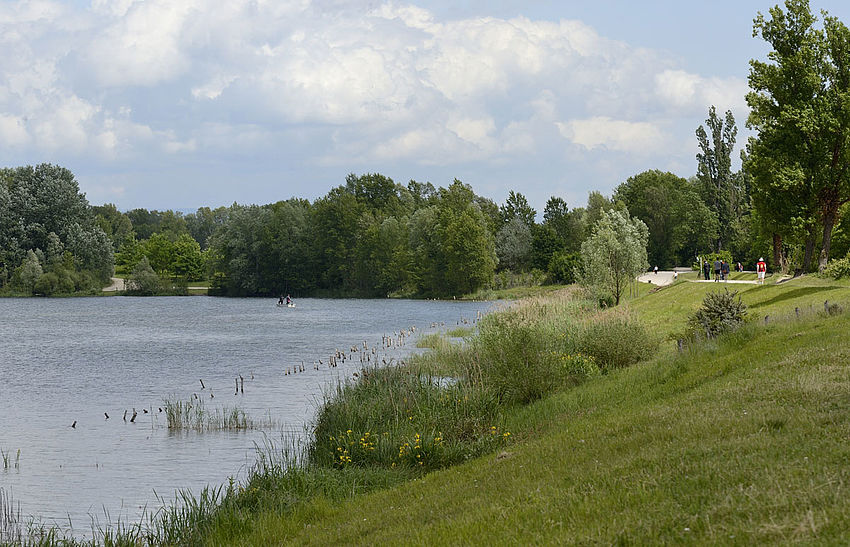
[3,1,850,298]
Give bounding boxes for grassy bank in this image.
[206,277,850,545]
[8,276,850,545]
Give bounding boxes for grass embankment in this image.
[205,276,850,545]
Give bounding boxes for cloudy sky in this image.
[2,0,849,213]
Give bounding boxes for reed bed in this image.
[162,397,272,431]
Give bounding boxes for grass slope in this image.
[206,276,850,545]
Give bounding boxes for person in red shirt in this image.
[756,258,767,285]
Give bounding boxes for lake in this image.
[0,296,496,537]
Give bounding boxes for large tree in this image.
[615,170,717,268]
[747,0,850,272]
[696,107,748,251]
[0,164,113,283]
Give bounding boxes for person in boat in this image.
[278,295,284,305]
[285,294,292,305]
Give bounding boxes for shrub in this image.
[573,310,658,370]
[823,254,850,280]
[126,256,163,295]
[688,289,747,339]
[547,251,580,284]
[472,312,563,405]
[551,352,600,381]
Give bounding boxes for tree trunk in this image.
[772,233,782,272]
[818,205,838,272]
[798,231,815,276]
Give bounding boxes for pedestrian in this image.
[737,262,743,273]
[721,260,730,281]
[713,258,721,282]
[654,265,658,275]
[702,259,711,281]
[756,257,767,285]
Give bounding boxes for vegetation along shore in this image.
[3,274,850,544]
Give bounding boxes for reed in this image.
[162,396,270,431]
[0,448,19,470]
[0,488,22,546]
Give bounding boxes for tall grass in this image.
[0,488,22,546]
[309,364,507,471]
[162,396,267,431]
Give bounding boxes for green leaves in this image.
[580,210,648,306]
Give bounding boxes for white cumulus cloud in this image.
[558,117,667,155]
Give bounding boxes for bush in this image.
[573,310,658,370]
[823,254,850,279]
[126,256,163,295]
[547,252,580,284]
[472,312,564,405]
[688,289,747,339]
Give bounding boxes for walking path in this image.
[637,271,678,286]
[637,270,766,287]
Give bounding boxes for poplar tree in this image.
[747,0,850,272]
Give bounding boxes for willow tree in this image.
[580,210,648,306]
[747,0,850,272]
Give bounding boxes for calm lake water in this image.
[0,296,495,537]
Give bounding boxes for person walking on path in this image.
[713,259,722,282]
[756,257,767,285]
[721,260,730,281]
[703,259,711,281]
[654,265,658,275]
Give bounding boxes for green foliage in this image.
[547,251,580,284]
[615,170,718,268]
[688,289,748,339]
[572,310,658,370]
[0,164,113,288]
[580,209,649,305]
[823,253,850,279]
[126,256,162,296]
[693,250,733,271]
[472,313,564,405]
[12,250,42,295]
[310,364,505,471]
[495,217,532,272]
[489,269,546,291]
[543,196,586,254]
[748,0,850,272]
[499,190,536,228]
[695,107,749,253]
